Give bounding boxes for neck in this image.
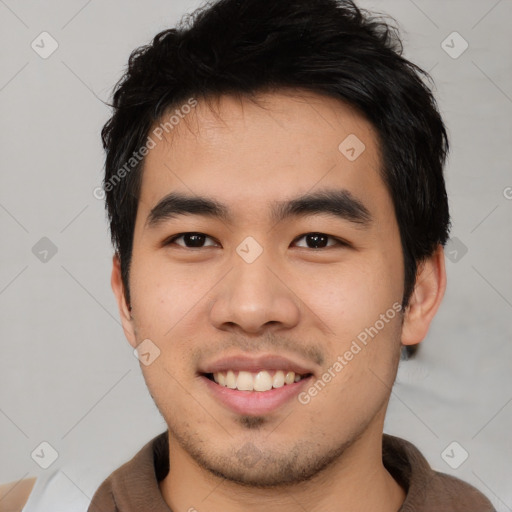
[159,423,405,512]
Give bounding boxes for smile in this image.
[201,371,313,415]
[207,369,309,391]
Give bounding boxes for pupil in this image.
[186,233,204,247]
[307,233,327,248]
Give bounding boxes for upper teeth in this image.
[213,370,303,391]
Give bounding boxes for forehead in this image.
[138,90,389,223]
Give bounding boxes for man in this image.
[88,0,495,510]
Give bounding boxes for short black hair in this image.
[101,0,450,356]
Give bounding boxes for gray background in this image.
[0,0,511,510]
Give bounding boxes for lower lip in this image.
[201,375,312,416]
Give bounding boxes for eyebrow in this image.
[145,188,372,229]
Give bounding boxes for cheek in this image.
[294,256,401,339]
[129,249,209,338]
[294,255,403,391]
[299,309,402,426]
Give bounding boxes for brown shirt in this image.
[88,431,495,511]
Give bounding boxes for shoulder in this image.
[87,432,168,512]
[421,470,497,512]
[383,434,496,512]
[87,475,117,512]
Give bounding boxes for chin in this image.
[189,438,353,488]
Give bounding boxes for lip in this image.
[198,353,317,376]
[200,373,313,415]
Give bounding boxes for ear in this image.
[401,245,447,346]
[111,253,137,348]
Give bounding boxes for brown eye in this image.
[166,232,218,248]
[293,233,346,249]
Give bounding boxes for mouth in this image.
[202,369,312,391]
[199,369,314,416]
[197,353,317,415]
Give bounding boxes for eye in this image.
[293,232,348,249]
[164,232,219,248]
[163,232,348,250]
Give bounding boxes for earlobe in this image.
[111,254,137,348]
[401,245,447,346]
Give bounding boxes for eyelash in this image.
[163,232,350,250]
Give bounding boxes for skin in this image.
[111,89,446,512]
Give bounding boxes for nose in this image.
[208,251,301,335]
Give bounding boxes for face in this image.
[117,90,407,486]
